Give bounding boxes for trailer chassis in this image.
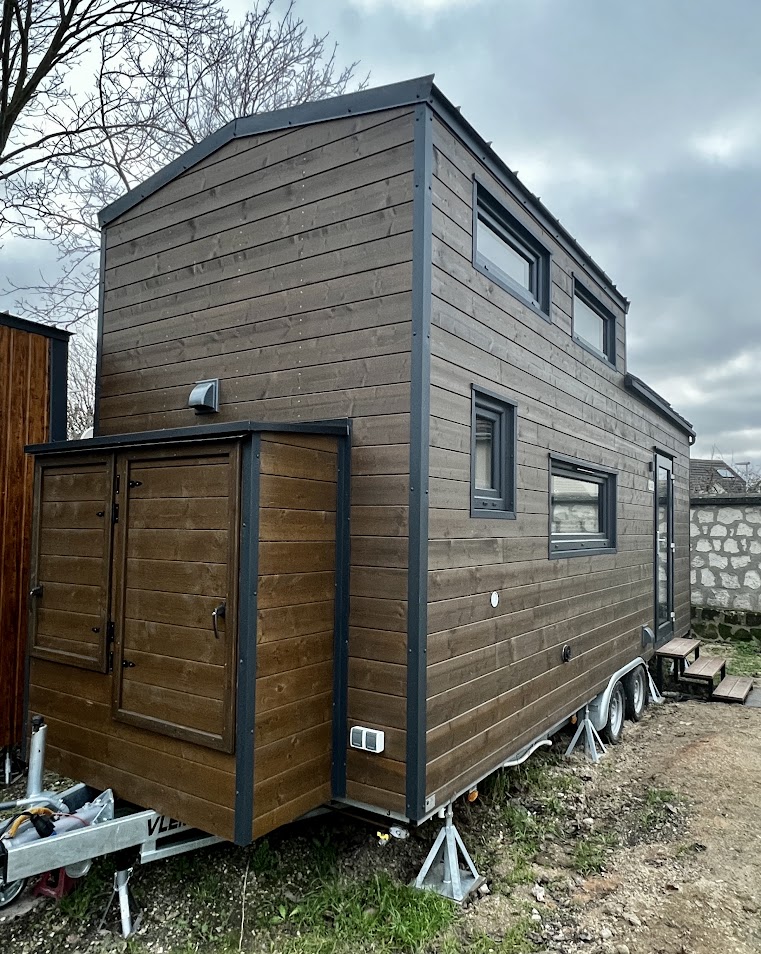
[0,718,220,935]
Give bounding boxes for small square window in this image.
[471,388,516,518]
[473,183,550,315]
[573,283,616,365]
[550,456,617,556]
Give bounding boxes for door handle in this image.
[29,584,43,598]
[212,602,226,639]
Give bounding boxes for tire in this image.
[0,876,27,908]
[603,680,625,745]
[624,666,648,722]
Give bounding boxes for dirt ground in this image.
[1,695,760,953]
[514,698,761,954]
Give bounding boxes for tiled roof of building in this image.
[690,458,746,496]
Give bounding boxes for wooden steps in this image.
[712,675,754,704]
[654,637,755,705]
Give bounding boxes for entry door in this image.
[111,444,240,752]
[654,453,674,644]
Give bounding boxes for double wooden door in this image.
[29,442,240,751]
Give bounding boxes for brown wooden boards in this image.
[423,115,692,810]
[111,444,240,752]
[28,456,113,672]
[0,325,51,746]
[253,434,338,839]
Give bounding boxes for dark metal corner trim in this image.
[234,434,260,845]
[93,234,106,438]
[48,336,69,441]
[331,429,352,799]
[406,102,433,821]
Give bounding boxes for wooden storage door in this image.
[29,457,114,672]
[111,444,239,752]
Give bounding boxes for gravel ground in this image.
[1,693,760,953]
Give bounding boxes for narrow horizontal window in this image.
[550,457,616,556]
[471,387,516,519]
[473,183,550,315]
[573,283,616,365]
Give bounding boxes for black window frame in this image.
[471,386,517,520]
[572,279,617,367]
[549,454,617,557]
[472,179,551,318]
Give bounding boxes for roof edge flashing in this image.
[624,373,695,440]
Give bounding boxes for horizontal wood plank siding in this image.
[99,110,416,812]
[425,117,691,808]
[0,326,50,746]
[253,434,337,837]
[29,658,236,838]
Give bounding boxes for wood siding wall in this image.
[0,325,50,747]
[425,117,691,808]
[98,109,416,811]
[253,433,337,838]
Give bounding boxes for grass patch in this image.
[272,872,457,954]
[466,917,539,954]
[703,640,761,678]
[572,833,617,876]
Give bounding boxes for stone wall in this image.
[690,495,761,641]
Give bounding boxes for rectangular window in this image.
[471,387,517,518]
[550,456,617,556]
[573,282,616,365]
[473,182,550,315]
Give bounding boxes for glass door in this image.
[654,453,674,643]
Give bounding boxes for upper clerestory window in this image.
[473,182,550,316]
[573,281,616,366]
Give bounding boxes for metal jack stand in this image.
[412,804,485,903]
[647,669,665,704]
[565,705,606,763]
[99,858,141,938]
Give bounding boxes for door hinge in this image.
[112,502,119,523]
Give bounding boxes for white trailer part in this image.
[0,719,219,934]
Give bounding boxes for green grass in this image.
[271,873,457,954]
[572,833,617,876]
[702,639,761,678]
[466,917,539,954]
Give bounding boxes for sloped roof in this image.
[98,75,628,309]
[690,458,746,495]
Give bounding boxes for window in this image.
[471,388,516,518]
[550,456,617,556]
[473,183,550,315]
[573,282,616,365]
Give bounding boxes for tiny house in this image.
[0,312,68,759]
[26,77,694,842]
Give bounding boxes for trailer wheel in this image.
[0,876,27,908]
[624,666,648,722]
[603,680,625,745]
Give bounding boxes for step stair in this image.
[654,637,755,705]
[712,675,754,704]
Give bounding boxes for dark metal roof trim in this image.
[0,311,72,341]
[97,75,435,227]
[624,373,695,439]
[27,418,351,455]
[95,75,626,306]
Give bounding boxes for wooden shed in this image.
[1,312,68,756]
[26,76,694,840]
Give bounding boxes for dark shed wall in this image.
[0,324,50,747]
[97,108,417,811]
[425,117,690,808]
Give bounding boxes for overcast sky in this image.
[3,0,761,465]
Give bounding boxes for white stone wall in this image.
[690,501,761,610]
